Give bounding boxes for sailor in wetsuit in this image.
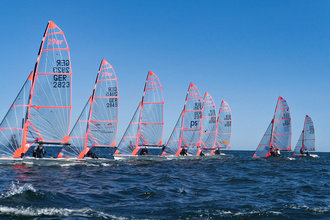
[199,150,205,156]
[214,149,221,155]
[33,144,47,158]
[179,147,188,156]
[270,145,275,157]
[274,148,281,157]
[140,147,148,155]
[86,149,98,159]
[300,147,310,156]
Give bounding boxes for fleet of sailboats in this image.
[0,20,319,164]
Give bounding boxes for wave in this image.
[0,181,36,199]
[0,206,123,219]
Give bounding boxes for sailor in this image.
[300,147,310,156]
[86,149,98,159]
[274,148,281,157]
[10,134,19,149]
[33,144,47,158]
[140,147,148,155]
[199,150,205,157]
[270,145,275,157]
[128,141,135,152]
[179,147,188,156]
[214,149,221,155]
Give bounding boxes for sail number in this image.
[53,75,70,88]
[53,60,70,73]
[106,98,118,108]
[106,87,118,96]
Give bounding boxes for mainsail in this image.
[215,100,232,149]
[0,21,72,158]
[200,93,217,150]
[165,83,202,156]
[62,59,118,159]
[293,115,315,155]
[116,71,164,155]
[253,96,291,157]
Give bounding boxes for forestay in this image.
[117,71,164,155]
[62,59,118,159]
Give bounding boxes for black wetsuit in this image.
[180,148,187,156]
[86,150,98,159]
[214,149,220,155]
[140,148,148,155]
[33,146,46,158]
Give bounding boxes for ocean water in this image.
[0,151,329,219]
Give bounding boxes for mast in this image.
[269,96,280,150]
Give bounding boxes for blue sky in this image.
[0,1,330,152]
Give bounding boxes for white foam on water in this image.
[0,206,126,219]
[1,182,36,198]
[287,157,296,160]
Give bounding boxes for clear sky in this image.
[0,1,329,152]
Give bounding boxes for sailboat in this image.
[0,21,72,164]
[292,115,316,157]
[253,96,291,158]
[210,100,232,155]
[61,59,118,161]
[200,93,217,155]
[165,83,202,158]
[114,71,164,160]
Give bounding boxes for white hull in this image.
[0,158,23,164]
[23,157,85,166]
[165,153,230,160]
[293,154,318,158]
[84,157,115,164]
[114,155,167,161]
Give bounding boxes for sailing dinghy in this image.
[292,115,316,157]
[61,59,118,161]
[114,71,165,160]
[210,100,232,155]
[253,96,291,158]
[164,83,203,159]
[199,93,217,156]
[0,21,72,164]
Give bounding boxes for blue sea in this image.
[0,151,329,219]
